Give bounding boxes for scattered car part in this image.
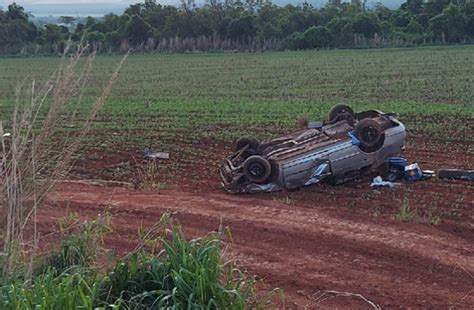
[370,176,401,188]
[423,170,435,176]
[384,157,433,182]
[437,169,474,181]
[404,163,424,181]
[143,148,169,160]
[220,105,406,193]
[385,157,407,181]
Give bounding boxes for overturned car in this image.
[219,105,406,193]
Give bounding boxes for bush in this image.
[286,31,306,49]
[0,214,272,309]
[98,228,254,308]
[0,270,100,309]
[303,26,331,48]
[37,213,111,275]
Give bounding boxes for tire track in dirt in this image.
[40,182,474,308]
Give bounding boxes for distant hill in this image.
[2,0,405,18]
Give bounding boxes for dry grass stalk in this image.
[0,42,128,275]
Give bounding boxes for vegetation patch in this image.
[0,214,276,309]
[1,0,474,54]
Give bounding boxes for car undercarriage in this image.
[220,105,406,193]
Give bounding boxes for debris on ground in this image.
[384,157,434,182]
[437,168,474,181]
[143,148,170,160]
[2,133,11,137]
[404,163,425,181]
[370,160,433,189]
[370,176,401,188]
[384,157,407,181]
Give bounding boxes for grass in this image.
[0,44,127,277]
[0,214,275,309]
[396,197,442,225]
[0,44,469,308]
[0,48,279,308]
[0,46,472,149]
[1,46,473,104]
[396,198,419,222]
[0,46,471,222]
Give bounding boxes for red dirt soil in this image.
[34,132,474,308]
[38,178,473,308]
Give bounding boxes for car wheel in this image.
[437,169,473,181]
[243,155,271,183]
[234,137,260,152]
[329,104,355,125]
[355,119,384,152]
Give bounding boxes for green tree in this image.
[328,17,354,46]
[0,3,37,46]
[352,12,381,38]
[286,31,306,49]
[6,2,28,21]
[402,0,424,15]
[227,15,256,39]
[59,16,76,26]
[406,18,423,33]
[258,22,281,38]
[105,31,123,47]
[303,25,331,47]
[462,0,474,38]
[0,0,471,54]
[126,15,151,45]
[425,0,450,16]
[42,24,64,44]
[430,3,466,42]
[86,31,105,43]
[393,10,411,27]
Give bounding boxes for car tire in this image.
[234,137,260,152]
[355,118,384,152]
[437,169,474,181]
[243,155,272,183]
[329,104,355,125]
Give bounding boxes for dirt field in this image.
[4,48,471,308]
[35,138,474,308]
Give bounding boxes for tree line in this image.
[1,0,473,54]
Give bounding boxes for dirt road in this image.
[39,181,474,308]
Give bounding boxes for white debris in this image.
[143,148,170,160]
[370,176,401,188]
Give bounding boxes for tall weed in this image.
[0,42,127,275]
[0,214,274,309]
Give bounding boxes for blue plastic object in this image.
[386,157,407,170]
[404,163,424,181]
[385,157,407,181]
[348,130,360,145]
[383,157,430,182]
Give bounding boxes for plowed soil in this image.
[35,138,474,308]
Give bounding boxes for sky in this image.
[2,0,402,5]
[0,0,152,16]
[1,0,403,17]
[3,0,136,4]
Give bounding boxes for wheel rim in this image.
[248,162,266,178]
[361,126,379,145]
